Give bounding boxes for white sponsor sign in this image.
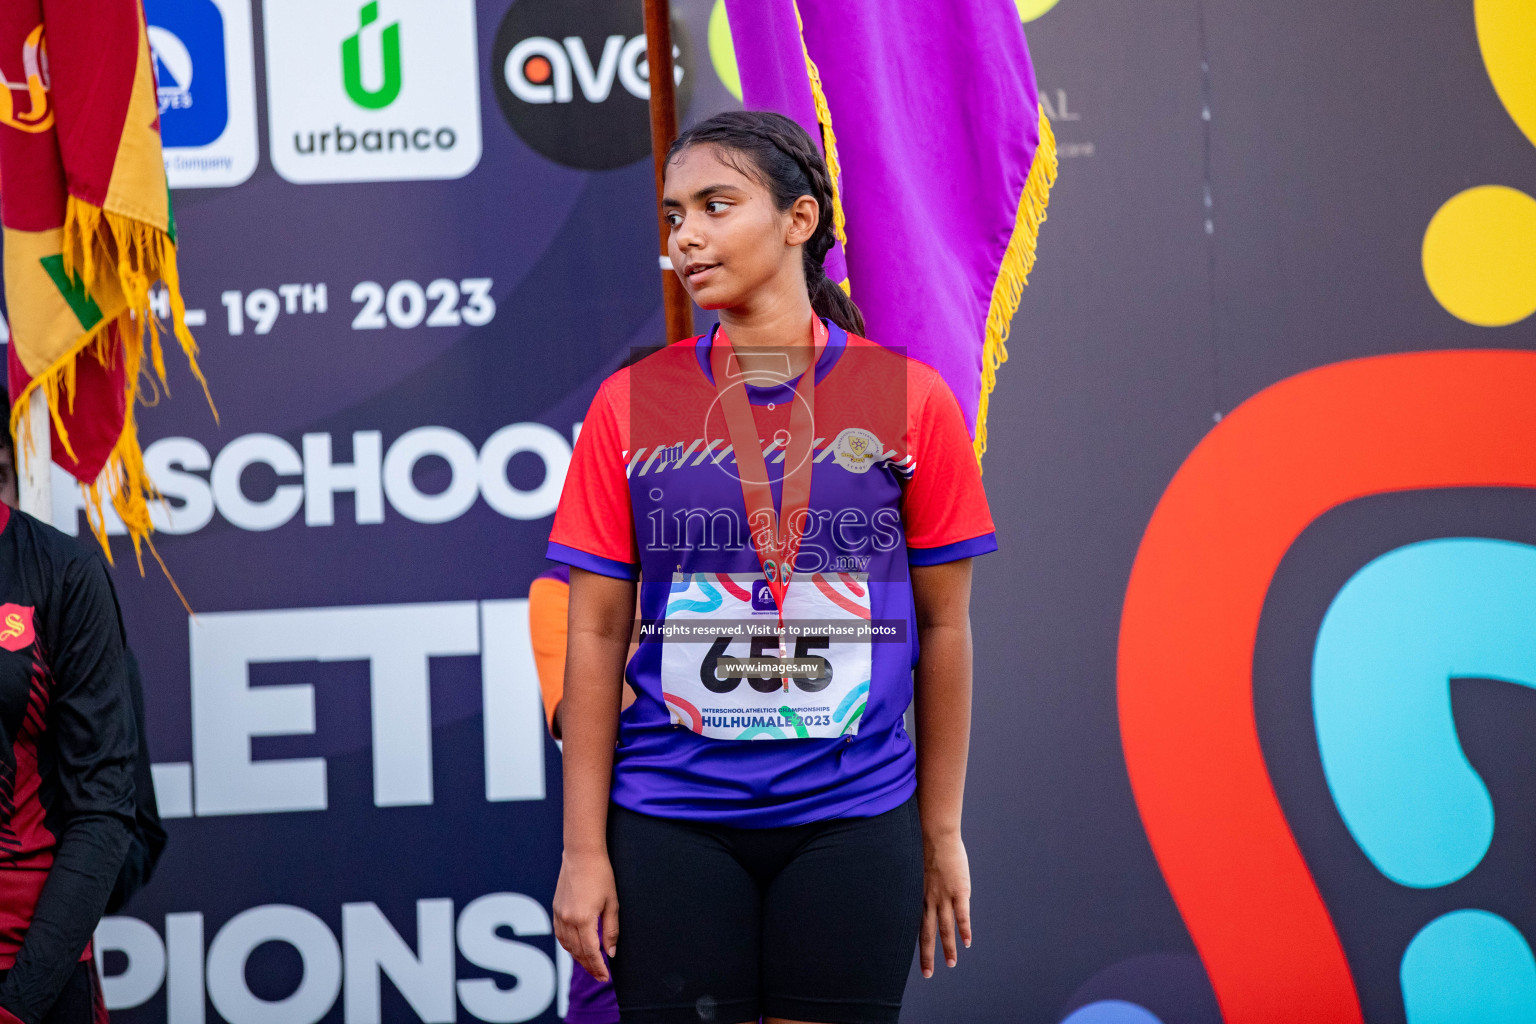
[147,0,259,188]
[263,0,482,183]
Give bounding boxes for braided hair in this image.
[666,110,865,336]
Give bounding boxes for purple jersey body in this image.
[548,324,996,827]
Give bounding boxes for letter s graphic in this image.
[1118,351,1536,1023]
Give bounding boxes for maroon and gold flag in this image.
[0,0,208,563]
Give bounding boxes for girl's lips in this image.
[685,263,720,285]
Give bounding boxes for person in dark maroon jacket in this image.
[0,438,137,1023]
[0,432,167,921]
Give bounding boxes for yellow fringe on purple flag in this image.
[793,1,847,252]
[975,111,1058,467]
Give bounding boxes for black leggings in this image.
[606,797,924,1024]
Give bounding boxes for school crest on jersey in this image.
[0,606,35,653]
[831,428,882,474]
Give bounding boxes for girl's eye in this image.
[706,200,729,214]
[666,213,683,227]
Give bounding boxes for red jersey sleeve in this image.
[902,368,999,564]
[547,376,640,579]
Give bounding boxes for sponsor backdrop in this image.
[0,0,1533,1021]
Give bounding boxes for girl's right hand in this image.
[553,849,619,982]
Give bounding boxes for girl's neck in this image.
[718,290,817,350]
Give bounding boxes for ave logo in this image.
[264,0,481,184]
[493,0,694,170]
[143,0,257,188]
[504,35,661,106]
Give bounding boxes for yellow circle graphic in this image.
[1422,185,1536,327]
[1015,0,1062,21]
[710,0,742,103]
[1475,0,1536,149]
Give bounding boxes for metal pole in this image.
[643,0,694,343]
[18,389,52,521]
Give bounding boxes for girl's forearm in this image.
[561,628,626,854]
[561,568,633,855]
[912,621,973,840]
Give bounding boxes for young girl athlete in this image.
[548,111,995,1024]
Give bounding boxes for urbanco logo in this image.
[145,0,258,188]
[264,0,481,184]
[342,2,400,109]
[492,0,693,170]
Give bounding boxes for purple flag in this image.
[729,0,849,287]
[727,0,1056,461]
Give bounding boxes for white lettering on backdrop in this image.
[96,894,558,1023]
[150,599,544,818]
[49,423,578,537]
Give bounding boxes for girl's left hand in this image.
[919,831,972,978]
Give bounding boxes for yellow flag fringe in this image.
[9,194,215,609]
[792,0,847,251]
[974,111,1058,468]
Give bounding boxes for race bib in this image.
[658,572,874,740]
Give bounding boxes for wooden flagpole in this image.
[18,390,51,521]
[643,0,694,343]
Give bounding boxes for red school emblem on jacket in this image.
[0,606,35,652]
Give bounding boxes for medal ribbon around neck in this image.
[710,316,828,630]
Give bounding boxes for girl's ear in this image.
[785,195,819,247]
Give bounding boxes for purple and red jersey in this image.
[547,321,995,827]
